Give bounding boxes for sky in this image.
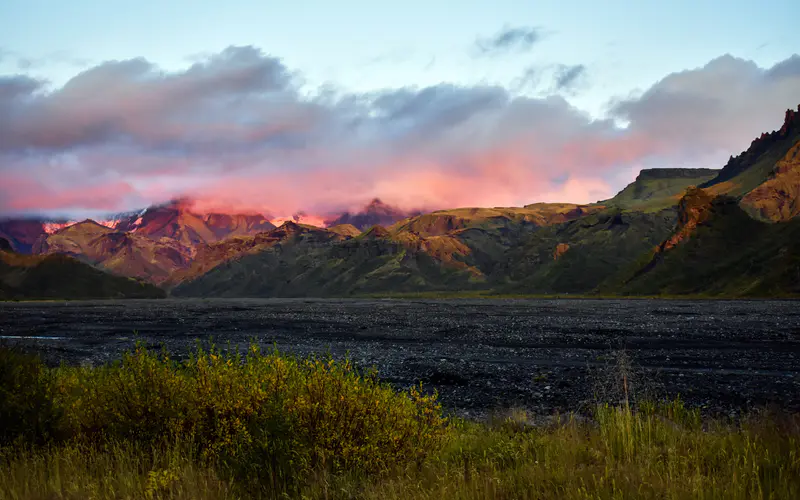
[1,0,799,219]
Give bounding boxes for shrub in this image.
[3,343,449,493]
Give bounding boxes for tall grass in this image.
[1,344,798,499]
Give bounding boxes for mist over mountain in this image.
[324,199,421,231]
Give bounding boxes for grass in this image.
[1,344,799,499]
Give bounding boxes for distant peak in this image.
[77,218,105,227]
[362,225,390,238]
[778,105,800,136]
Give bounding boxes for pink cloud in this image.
[0,49,798,219]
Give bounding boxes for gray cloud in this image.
[0,75,42,100]
[0,46,301,154]
[554,64,587,90]
[475,26,543,55]
[766,54,800,79]
[15,50,92,70]
[610,54,800,159]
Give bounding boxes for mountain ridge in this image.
[3,105,799,298]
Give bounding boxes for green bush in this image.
[2,343,448,493]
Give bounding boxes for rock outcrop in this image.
[741,141,800,221]
[659,187,716,251]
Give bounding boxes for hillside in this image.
[115,198,276,246]
[34,220,193,284]
[173,204,599,297]
[0,238,164,300]
[165,221,351,287]
[603,168,719,211]
[618,189,800,296]
[173,228,481,297]
[498,208,679,294]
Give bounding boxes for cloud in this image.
[0,48,798,219]
[766,54,800,79]
[13,50,92,71]
[512,65,541,92]
[554,64,587,91]
[609,54,800,161]
[475,26,543,56]
[513,64,587,95]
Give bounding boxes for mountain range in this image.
[2,105,799,299]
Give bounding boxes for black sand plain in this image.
[2,298,798,418]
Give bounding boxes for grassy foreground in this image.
[1,345,798,499]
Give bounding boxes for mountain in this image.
[173,222,364,296]
[203,213,276,239]
[29,199,278,284]
[165,221,349,287]
[0,237,164,300]
[33,220,193,284]
[739,124,800,221]
[612,106,800,296]
[701,105,800,198]
[324,198,417,230]
[114,198,275,246]
[497,208,678,294]
[5,106,800,298]
[174,105,800,298]
[0,219,47,253]
[173,204,601,297]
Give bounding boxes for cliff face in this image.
[740,140,800,221]
[658,188,716,251]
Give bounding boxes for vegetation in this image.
[602,167,718,211]
[0,240,165,300]
[1,344,799,499]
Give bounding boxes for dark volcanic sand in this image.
[1,298,799,418]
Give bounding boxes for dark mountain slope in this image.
[0,238,164,300]
[173,224,480,297]
[499,208,678,294]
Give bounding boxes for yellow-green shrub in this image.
[6,343,448,492]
